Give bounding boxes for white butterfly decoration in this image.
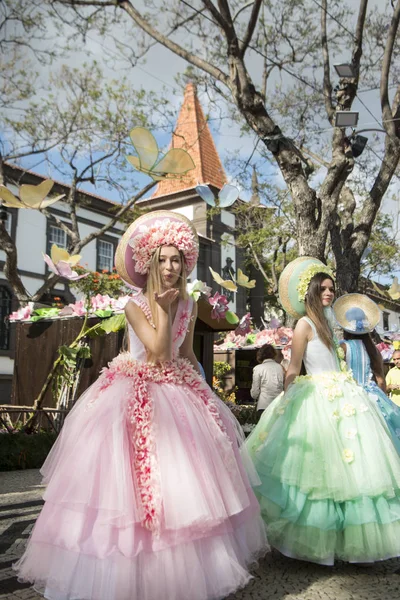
[195,183,240,208]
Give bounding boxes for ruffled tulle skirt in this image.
[14,354,268,600]
[246,370,400,565]
[365,382,400,456]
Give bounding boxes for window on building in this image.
[48,225,67,253]
[383,311,390,331]
[0,286,12,351]
[97,239,114,272]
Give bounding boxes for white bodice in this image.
[300,317,339,374]
[127,293,194,361]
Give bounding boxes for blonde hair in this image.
[144,246,188,329]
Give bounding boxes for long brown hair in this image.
[343,330,384,380]
[304,272,335,349]
[144,246,188,328]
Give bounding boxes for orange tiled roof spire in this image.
[151,83,227,198]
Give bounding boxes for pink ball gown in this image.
[15,294,268,600]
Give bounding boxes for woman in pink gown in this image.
[14,210,268,600]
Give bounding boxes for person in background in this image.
[332,293,400,455]
[250,344,284,420]
[274,347,289,373]
[386,349,400,407]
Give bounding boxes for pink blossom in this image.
[43,254,89,281]
[91,294,112,311]
[9,302,34,321]
[110,296,131,311]
[208,292,229,320]
[235,313,252,336]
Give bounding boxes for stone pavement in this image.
[1,470,400,600]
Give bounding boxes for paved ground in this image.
[1,470,400,599]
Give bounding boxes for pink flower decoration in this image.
[235,313,252,336]
[43,254,89,281]
[9,302,34,321]
[110,296,131,311]
[128,219,198,275]
[208,292,229,320]
[91,294,112,311]
[92,351,234,535]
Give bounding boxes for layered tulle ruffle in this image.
[15,355,268,600]
[247,371,400,565]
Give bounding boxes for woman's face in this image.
[158,245,182,289]
[320,278,335,307]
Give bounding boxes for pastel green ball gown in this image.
[246,316,400,565]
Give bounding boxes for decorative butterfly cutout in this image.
[0,180,64,209]
[388,277,400,300]
[126,127,195,181]
[236,268,256,289]
[371,278,400,302]
[195,183,240,208]
[209,266,255,292]
[43,244,88,281]
[50,244,81,267]
[209,267,237,292]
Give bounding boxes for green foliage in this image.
[361,212,400,279]
[86,313,126,338]
[0,432,57,471]
[71,268,126,298]
[213,361,231,380]
[225,404,257,426]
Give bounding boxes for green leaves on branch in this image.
[85,313,126,338]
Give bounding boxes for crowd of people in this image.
[14,211,400,599]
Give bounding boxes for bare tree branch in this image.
[76,179,156,251]
[381,0,400,130]
[239,0,262,58]
[118,0,229,84]
[320,0,334,120]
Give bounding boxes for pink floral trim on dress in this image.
[94,353,231,535]
[131,294,155,328]
[173,301,193,345]
[89,295,234,535]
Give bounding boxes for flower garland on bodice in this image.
[89,294,234,536]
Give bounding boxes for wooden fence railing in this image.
[0,406,68,433]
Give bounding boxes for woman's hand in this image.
[154,289,179,311]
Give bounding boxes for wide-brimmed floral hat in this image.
[278,256,334,318]
[333,293,381,334]
[115,210,199,288]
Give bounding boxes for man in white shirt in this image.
[250,344,285,420]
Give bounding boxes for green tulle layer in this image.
[247,375,400,501]
[257,487,400,564]
[246,373,400,563]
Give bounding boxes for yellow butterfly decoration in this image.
[126,127,195,181]
[388,277,400,301]
[50,244,81,267]
[208,267,238,292]
[0,180,65,209]
[236,268,256,289]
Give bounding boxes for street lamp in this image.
[334,63,356,78]
[335,111,359,128]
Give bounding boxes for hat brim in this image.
[115,210,199,288]
[332,293,381,334]
[278,257,329,319]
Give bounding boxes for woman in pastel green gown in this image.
[246,258,400,565]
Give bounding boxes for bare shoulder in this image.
[295,318,312,335]
[124,299,146,322]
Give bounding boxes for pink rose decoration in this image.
[208,292,229,320]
